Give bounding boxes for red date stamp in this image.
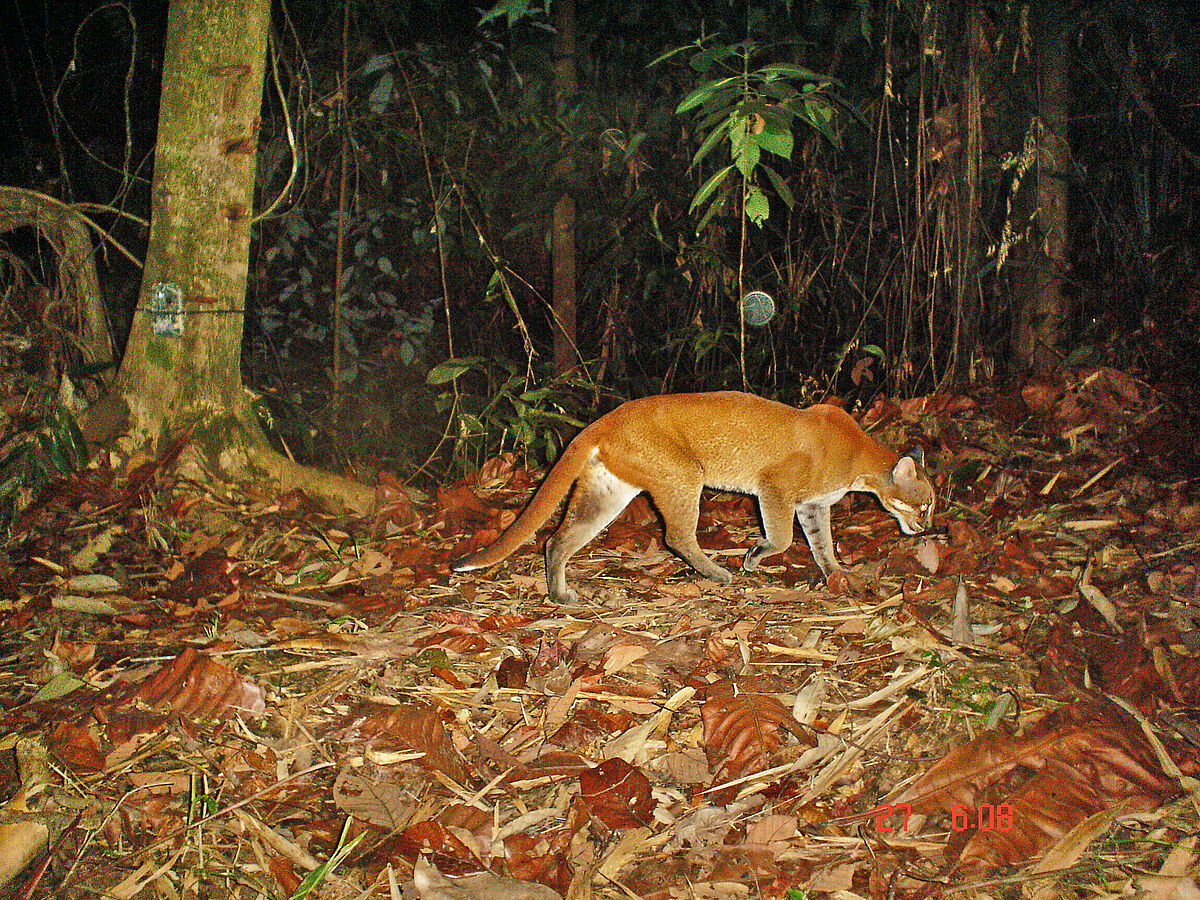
[871,802,911,831]
[871,802,1015,832]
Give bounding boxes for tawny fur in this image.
[452,391,934,602]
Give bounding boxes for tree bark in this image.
[550,0,579,375]
[0,187,113,369]
[114,0,374,513]
[952,3,984,382]
[1012,0,1072,374]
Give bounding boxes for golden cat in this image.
[452,391,934,602]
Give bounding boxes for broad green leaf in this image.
[367,71,394,115]
[734,133,760,179]
[690,115,732,169]
[760,164,795,210]
[696,103,737,132]
[803,99,838,143]
[689,43,734,73]
[479,0,539,27]
[744,186,769,226]
[426,358,480,385]
[756,63,835,84]
[756,119,794,159]
[762,82,799,103]
[361,54,392,77]
[689,164,735,215]
[625,132,646,160]
[676,76,740,115]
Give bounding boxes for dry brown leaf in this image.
[132,647,265,720]
[353,703,470,785]
[701,687,814,782]
[580,757,655,829]
[332,771,418,829]
[891,701,1181,874]
[412,856,563,900]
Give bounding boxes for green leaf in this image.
[478,0,538,27]
[0,475,22,501]
[862,344,886,358]
[688,164,735,215]
[648,42,701,68]
[744,186,769,226]
[37,431,70,475]
[513,418,534,446]
[694,192,727,232]
[62,411,88,465]
[761,81,799,103]
[426,358,482,385]
[690,115,732,169]
[856,0,872,43]
[624,132,646,161]
[756,63,834,84]
[756,119,793,159]
[802,98,838,143]
[676,76,740,115]
[760,164,795,210]
[689,43,734,73]
[535,409,585,427]
[734,131,760,179]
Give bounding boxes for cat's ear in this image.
[892,456,916,481]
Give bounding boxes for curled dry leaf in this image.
[379,820,481,875]
[415,624,491,655]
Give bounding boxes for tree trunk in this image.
[550,0,578,375]
[114,0,374,514]
[952,3,984,383]
[0,187,113,369]
[1012,0,1072,374]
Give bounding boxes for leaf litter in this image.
[1,367,1199,898]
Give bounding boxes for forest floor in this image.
[2,366,1199,900]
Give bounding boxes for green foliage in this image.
[285,818,362,900]
[427,357,598,472]
[0,404,89,530]
[257,207,442,380]
[661,40,843,228]
[479,0,549,28]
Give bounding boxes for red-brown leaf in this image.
[580,757,655,829]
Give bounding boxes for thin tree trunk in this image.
[1013,0,1072,373]
[550,0,578,375]
[952,3,984,382]
[114,0,374,513]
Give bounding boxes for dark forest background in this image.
[2,0,1198,483]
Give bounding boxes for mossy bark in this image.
[115,0,374,514]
